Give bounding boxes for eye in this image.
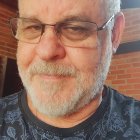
[64,26,88,33]
[25,24,42,31]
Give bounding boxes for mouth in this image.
[38,74,71,81]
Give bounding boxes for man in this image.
[0,0,140,139]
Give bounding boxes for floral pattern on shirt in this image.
[0,88,140,140]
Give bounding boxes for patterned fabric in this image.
[0,86,140,140]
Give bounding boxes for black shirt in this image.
[0,86,140,140]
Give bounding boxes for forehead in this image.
[19,0,105,23]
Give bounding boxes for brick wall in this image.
[106,51,140,100]
[0,2,17,59]
[122,8,140,43]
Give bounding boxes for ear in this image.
[112,12,125,53]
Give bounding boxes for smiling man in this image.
[0,0,140,139]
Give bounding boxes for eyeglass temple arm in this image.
[97,14,115,31]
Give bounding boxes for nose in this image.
[35,27,66,61]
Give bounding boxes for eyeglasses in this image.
[9,15,114,48]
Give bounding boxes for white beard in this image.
[17,43,112,118]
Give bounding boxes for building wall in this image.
[106,51,140,100]
[0,2,17,59]
[122,8,140,43]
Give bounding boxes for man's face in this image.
[17,0,112,117]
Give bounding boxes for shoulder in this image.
[0,92,19,110]
[107,86,140,108]
[106,86,140,116]
[0,91,32,139]
[106,86,140,138]
[0,91,22,127]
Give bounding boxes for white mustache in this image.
[27,60,77,77]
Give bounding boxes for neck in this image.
[27,90,103,128]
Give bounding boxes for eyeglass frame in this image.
[9,14,115,46]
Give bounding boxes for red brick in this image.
[0,3,17,59]
[117,74,132,79]
[111,59,126,65]
[127,78,140,83]
[112,80,126,84]
[133,63,140,67]
[117,64,132,69]
[114,52,140,59]
[132,73,140,78]
[118,85,134,90]
[120,90,126,93]
[108,45,140,97]
[127,68,140,73]
[109,66,117,70]
[110,70,125,75]
[107,75,117,80]
[134,84,140,89]
[122,9,140,43]
[125,90,140,95]
[127,58,140,63]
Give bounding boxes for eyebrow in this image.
[19,14,40,20]
[19,14,93,24]
[60,15,92,23]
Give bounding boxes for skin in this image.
[17,0,125,128]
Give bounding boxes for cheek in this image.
[17,43,35,70]
[66,47,99,72]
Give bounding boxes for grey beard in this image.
[17,45,112,117]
